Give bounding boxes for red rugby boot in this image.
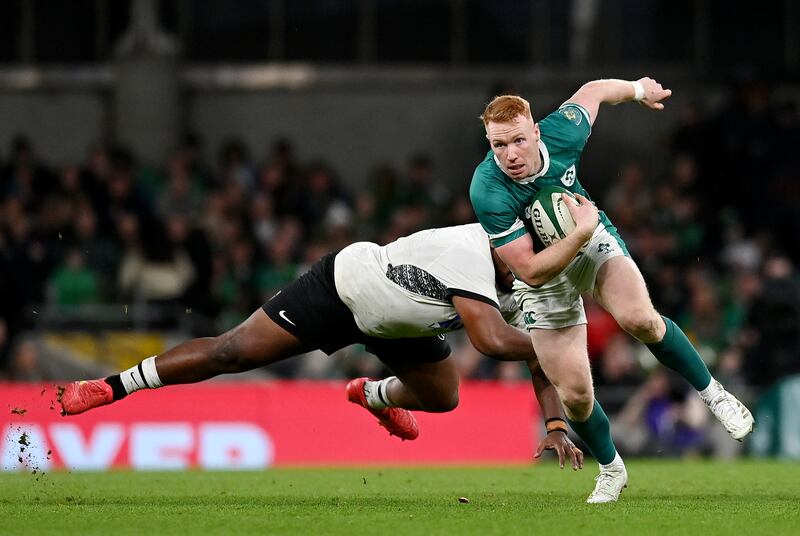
[59,380,114,415]
[346,377,419,440]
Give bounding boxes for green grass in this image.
[1,460,799,535]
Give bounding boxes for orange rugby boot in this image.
[59,380,114,415]
[346,377,419,440]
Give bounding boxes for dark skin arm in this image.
[453,295,583,470]
[453,295,532,361]
[529,359,584,470]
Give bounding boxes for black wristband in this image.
[545,417,567,425]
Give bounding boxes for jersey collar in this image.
[494,139,550,185]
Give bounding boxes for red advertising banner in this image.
[1,381,540,471]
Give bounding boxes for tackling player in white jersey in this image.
[60,223,584,470]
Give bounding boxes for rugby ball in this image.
[528,185,578,248]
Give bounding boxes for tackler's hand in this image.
[534,430,585,471]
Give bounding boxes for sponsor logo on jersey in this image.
[560,106,582,125]
[598,242,612,254]
[432,316,463,331]
[560,164,576,187]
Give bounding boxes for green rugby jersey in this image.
[470,102,614,249]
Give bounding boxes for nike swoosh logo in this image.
[129,372,140,388]
[278,310,296,326]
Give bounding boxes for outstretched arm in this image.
[453,295,583,468]
[453,295,534,361]
[529,359,584,470]
[566,77,672,125]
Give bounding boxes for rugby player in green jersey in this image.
[470,78,754,503]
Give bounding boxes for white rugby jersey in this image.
[334,223,521,338]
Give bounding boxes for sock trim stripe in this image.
[142,356,164,388]
[137,362,151,388]
[376,384,390,407]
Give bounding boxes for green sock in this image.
[646,316,712,391]
[567,401,617,465]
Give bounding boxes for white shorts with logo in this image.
[513,224,628,330]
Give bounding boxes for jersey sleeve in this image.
[469,169,528,248]
[439,248,500,308]
[539,103,592,152]
[435,227,500,308]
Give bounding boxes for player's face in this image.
[486,115,541,180]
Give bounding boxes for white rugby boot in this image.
[701,380,754,441]
[586,454,627,504]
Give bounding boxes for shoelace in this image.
[709,393,740,425]
[593,471,619,495]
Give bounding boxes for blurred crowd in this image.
[1,81,799,456]
[0,128,471,377]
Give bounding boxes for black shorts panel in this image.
[262,252,451,362]
[263,252,361,354]
[364,334,451,363]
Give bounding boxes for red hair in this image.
[480,95,532,126]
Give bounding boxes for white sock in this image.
[363,377,397,410]
[120,356,164,395]
[600,451,624,470]
[699,378,723,402]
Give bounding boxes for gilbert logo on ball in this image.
[529,185,577,248]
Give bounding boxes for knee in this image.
[617,309,662,342]
[560,387,593,420]
[421,390,459,413]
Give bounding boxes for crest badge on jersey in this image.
[560,106,582,125]
[560,164,576,187]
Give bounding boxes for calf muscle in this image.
[154,309,307,385]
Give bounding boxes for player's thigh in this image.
[593,255,656,319]
[381,355,460,410]
[219,308,312,366]
[529,324,593,398]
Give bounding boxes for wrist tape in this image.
[631,80,646,101]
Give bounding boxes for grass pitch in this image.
[1,460,798,535]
